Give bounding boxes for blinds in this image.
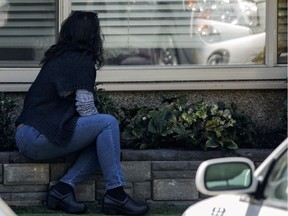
[71,0,192,49]
[0,0,56,52]
[278,0,287,64]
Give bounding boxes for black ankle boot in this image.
[102,193,149,216]
[46,185,86,214]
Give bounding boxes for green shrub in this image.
[120,95,256,151]
[93,90,257,151]
[94,86,118,115]
[0,93,17,150]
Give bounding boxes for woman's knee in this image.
[100,114,119,127]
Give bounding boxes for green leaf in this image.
[215,128,222,138]
[205,139,220,148]
[173,124,187,135]
[139,143,149,150]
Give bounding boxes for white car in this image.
[181,0,266,65]
[0,198,16,216]
[182,138,288,216]
[192,30,265,65]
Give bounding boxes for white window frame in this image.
[0,0,286,92]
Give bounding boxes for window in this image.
[0,0,286,91]
[71,0,267,66]
[0,0,56,67]
[278,0,287,64]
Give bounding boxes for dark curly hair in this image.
[41,11,104,70]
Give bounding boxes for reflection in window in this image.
[278,0,287,64]
[0,0,56,67]
[71,0,266,66]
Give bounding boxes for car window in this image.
[263,150,288,208]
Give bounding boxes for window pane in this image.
[0,0,56,67]
[71,0,266,66]
[278,0,287,64]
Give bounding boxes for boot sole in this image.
[46,195,86,214]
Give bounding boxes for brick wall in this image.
[0,149,272,206]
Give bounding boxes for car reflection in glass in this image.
[104,0,266,66]
[183,0,266,65]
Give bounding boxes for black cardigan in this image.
[16,51,96,146]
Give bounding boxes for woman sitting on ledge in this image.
[15,11,149,216]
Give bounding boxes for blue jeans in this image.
[15,114,126,190]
